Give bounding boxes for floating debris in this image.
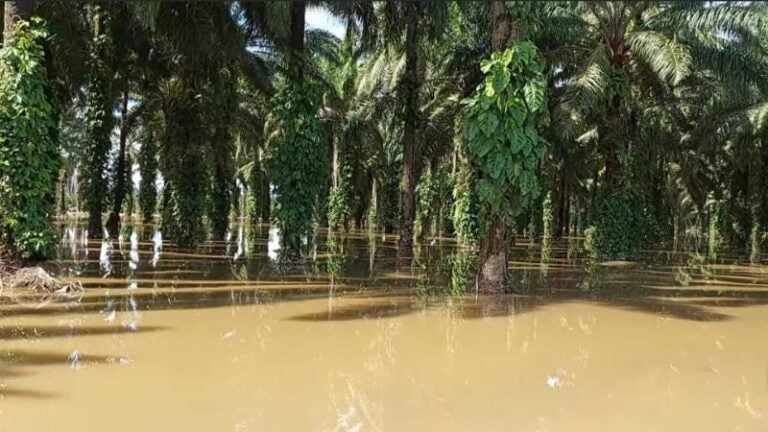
[546,375,561,389]
[68,350,80,369]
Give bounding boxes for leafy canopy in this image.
[462,41,549,227]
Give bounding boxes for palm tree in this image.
[373,1,448,259]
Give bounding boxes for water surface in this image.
[1,223,767,431]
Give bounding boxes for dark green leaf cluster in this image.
[462,41,549,227]
[265,81,324,256]
[0,19,60,259]
[138,128,158,223]
[327,159,352,230]
[587,189,660,259]
[80,4,117,237]
[452,164,478,246]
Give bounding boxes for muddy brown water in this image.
[1,223,768,431]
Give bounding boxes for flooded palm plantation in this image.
[0,223,767,431]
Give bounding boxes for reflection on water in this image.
[0,221,768,431]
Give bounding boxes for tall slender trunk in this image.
[479,0,513,291]
[260,167,270,223]
[3,0,33,44]
[600,97,626,192]
[370,177,377,228]
[289,1,305,80]
[555,174,568,238]
[106,89,130,238]
[84,4,112,239]
[397,3,420,260]
[57,168,66,216]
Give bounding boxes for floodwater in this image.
[2,223,768,431]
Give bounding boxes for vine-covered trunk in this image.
[599,97,626,193]
[106,89,130,238]
[397,3,419,260]
[749,139,765,263]
[139,130,157,224]
[209,136,233,241]
[0,14,60,259]
[478,0,512,291]
[83,4,113,239]
[160,88,207,248]
[289,1,305,80]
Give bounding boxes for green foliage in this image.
[138,128,158,223]
[542,190,553,238]
[415,169,440,237]
[707,198,721,260]
[81,5,114,236]
[586,189,659,259]
[462,41,549,235]
[207,73,237,240]
[327,159,351,230]
[265,81,324,256]
[159,86,208,248]
[325,234,349,278]
[0,19,60,259]
[452,163,479,246]
[376,174,400,233]
[449,250,477,296]
[208,125,234,240]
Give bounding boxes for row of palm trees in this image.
[2,1,768,290]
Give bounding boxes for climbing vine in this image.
[376,172,400,233]
[81,5,114,238]
[452,163,479,246]
[327,150,351,230]
[0,19,60,259]
[265,81,324,257]
[138,127,158,223]
[207,72,237,240]
[461,41,549,235]
[208,125,235,240]
[586,188,659,259]
[159,84,208,247]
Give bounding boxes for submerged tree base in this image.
[0,256,82,306]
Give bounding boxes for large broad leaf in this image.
[480,112,499,136]
[523,80,545,112]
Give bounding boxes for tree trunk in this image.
[491,0,511,51]
[3,0,33,44]
[57,168,66,216]
[554,174,567,238]
[600,97,626,192]
[397,3,420,260]
[289,1,305,80]
[481,219,508,292]
[479,0,512,291]
[105,89,130,238]
[260,167,270,223]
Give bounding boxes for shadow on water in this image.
[0,325,166,340]
[0,350,117,400]
[20,221,768,325]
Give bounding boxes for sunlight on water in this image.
[151,230,162,268]
[268,225,279,260]
[98,240,112,277]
